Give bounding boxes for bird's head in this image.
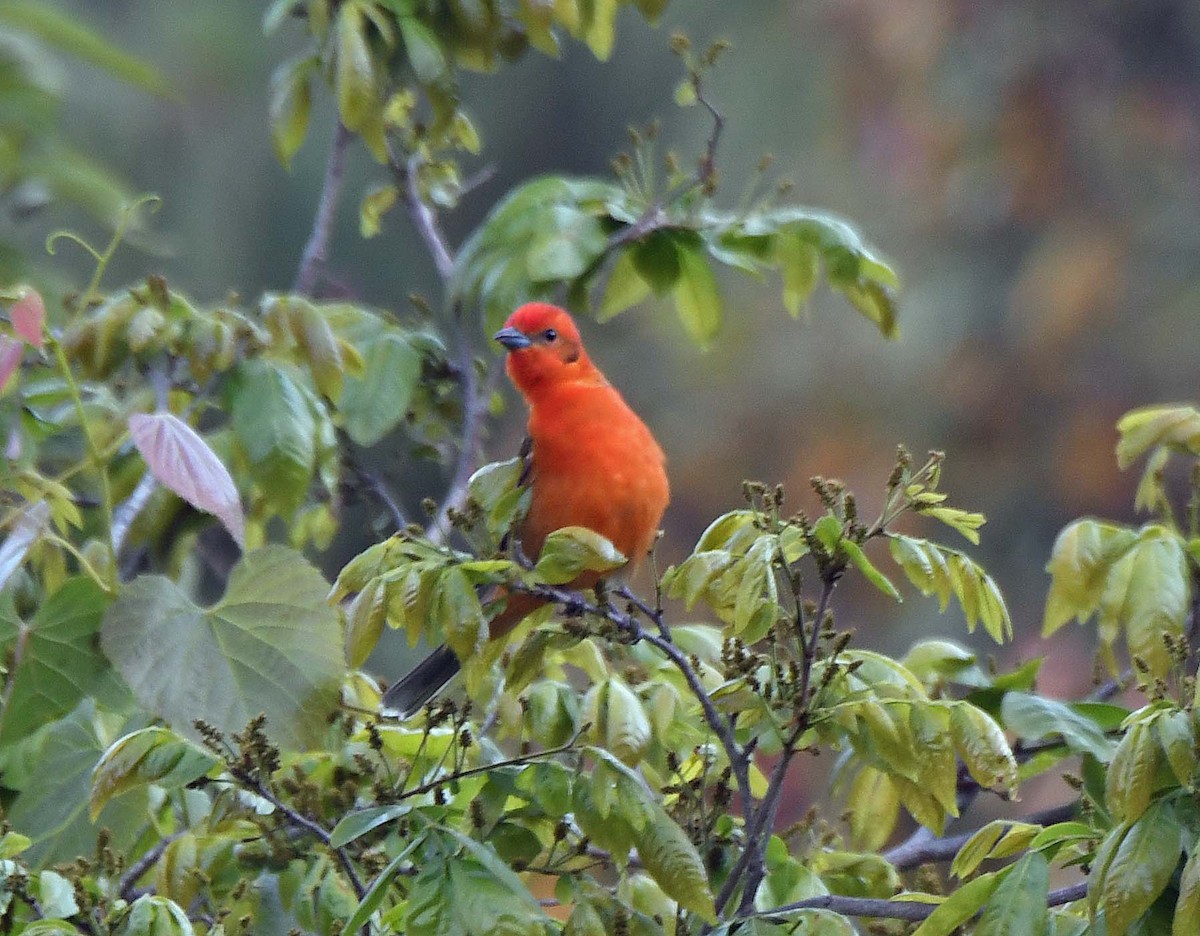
[494,303,597,394]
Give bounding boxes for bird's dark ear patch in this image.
[563,343,580,363]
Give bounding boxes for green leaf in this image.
[585,677,651,766]
[633,231,682,295]
[1155,710,1194,789]
[533,526,626,584]
[1105,721,1161,824]
[340,331,422,447]
[119,895,194,936]
[673,244,723,346]
[1174,841,1200,936]
[841,539,902,601]
[581,0,617,58]
[37,869,79,919]
[950,702,1017,794]
[230,359,317,514]
[101,546,344,749]
[951,820,1042,880]
[889,534,1013,642]
[0,578,112,747]
[911,873,999,936]
[845,766,899,852]
[598,249,652,321]
[336,5,378,129]
[399,15,447,82]
[330,804,412,848]
[360,183,398,238]
[89,727,219,820]
[435,566,487,660]
[0,0,170,94]
[1098,527,1189,679]
[1000,692,1117,763]
[269,55,315,168]
[1116,405,1200,469]
[975,852,1049,936]
[634,0,670,23]
[526,205,609,282]
[7,701,149,866]
[405,829,549,935]
[0,831,31,859]
[589,749,717,920]
[1043,519,1139,636]
[344,577,387,669]
[1099,800,1184,936]
[776,231,820,316]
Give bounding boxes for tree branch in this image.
[748,878,1087,925]
[517,581,753,817]
[118,831,184,901]
[294,121,352,295]
[884,802,1078,871]
[389,147,454,281]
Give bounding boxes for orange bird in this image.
[381,303,670,716]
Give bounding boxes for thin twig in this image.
[389,147,454,280]
[111,470,159,562]
[519,580,752,816]
[236,771,366,901]
[118,831,184,901]
[426,360,502,546]
[294,121,352,295]
[394,727,585,802]
[725,573,838,919]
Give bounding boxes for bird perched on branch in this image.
[381,302,670,717]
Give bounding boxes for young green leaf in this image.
[268,55,315,168]
[673,244,723,347]
[89,727,219,820]
[1116,404,1200,469]
[911,873,999,936]
[1105,720,1161,824]
[533,526,626,584]
[1099,799,1184,936]
[1000,692,1117,763]
[1043,519,1138,636]
[974,851,1049,936]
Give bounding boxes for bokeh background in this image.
[32,2,1200,749]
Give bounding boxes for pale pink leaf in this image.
[11,288,44,349]
[0,336,23,392]
[128,412,246,547]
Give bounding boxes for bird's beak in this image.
[494,327,533,351]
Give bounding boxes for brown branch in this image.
[884,802,1078,871]
[294,121,352,295]
[748,878,1087,925]
[388,147,454,280]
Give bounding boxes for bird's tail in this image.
[379,644,461,718]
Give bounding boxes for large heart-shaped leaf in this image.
[101,546,343,749]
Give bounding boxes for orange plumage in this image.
[381,303,669,716]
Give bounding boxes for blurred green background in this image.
[29,1,1200,707]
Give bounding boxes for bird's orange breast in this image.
[519,379,669,569]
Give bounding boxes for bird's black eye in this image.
[543,328,558,342]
